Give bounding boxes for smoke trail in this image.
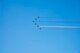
[40,25,80,28]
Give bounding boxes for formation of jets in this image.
[32,16,42,30]
[32,16,80,29]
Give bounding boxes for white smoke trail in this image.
[40,25,80,28]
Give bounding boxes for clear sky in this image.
[0,0,80,53]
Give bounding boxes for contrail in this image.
[40,25,80,28]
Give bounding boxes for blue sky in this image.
[0,0,80,53]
